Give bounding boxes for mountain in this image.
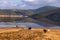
[30,6,60,26]
[14,6,59,16]
[15,10,34,16]
[0,6,58,16]
[0,6,59,27]
[15,6,60,26]
[32,6,59,13]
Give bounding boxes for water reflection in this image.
[0,22,59,28]
[0,22,42,28]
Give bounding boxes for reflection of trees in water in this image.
[1,17,16,22]
[3,17,11,22]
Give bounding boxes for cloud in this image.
[0,0,23,9]
[24,0,40,4]
[45,0,60,7]
[21,4,26,7]
[0,0,59,9]
[24,0,35,2]
[44,0,55,2]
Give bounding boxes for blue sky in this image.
[0,0,60,9]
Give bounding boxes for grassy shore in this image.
[0,27,59,40]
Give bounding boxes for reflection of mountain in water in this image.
[46,12,60,22]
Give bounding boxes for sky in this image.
[0,0,60,9]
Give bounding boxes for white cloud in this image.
[0,1,7,3]
[0,0,59,9]
[24,0,35,2]
[3,1,7,3]
[21,4,26,7]
[0,1,8,7]
[24,0,41,4]
[44,0,56,2]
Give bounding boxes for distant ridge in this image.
[33,6,59,13]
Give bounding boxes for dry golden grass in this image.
[0,27,60,40]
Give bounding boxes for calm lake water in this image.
[0,22,59,28]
